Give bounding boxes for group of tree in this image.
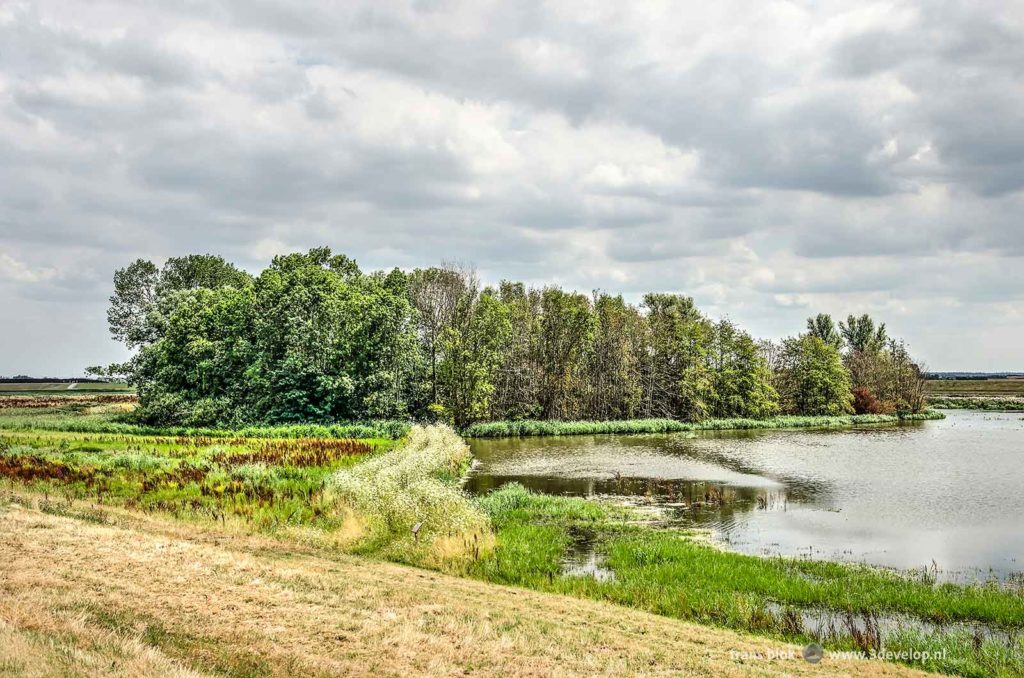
[102,249,927,427]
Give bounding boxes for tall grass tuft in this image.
[326,425,489,550]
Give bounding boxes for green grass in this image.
[3,403,1019,677]
[471,484,1024,677]
[930,397,1024,411]
[0,404,410,440]
[325,425,488,552]
[462,411,945,438]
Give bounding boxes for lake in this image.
[467,409,1024,582]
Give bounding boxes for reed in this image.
[462,411,946,438]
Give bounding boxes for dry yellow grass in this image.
[0,500,936,678]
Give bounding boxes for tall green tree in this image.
[707,320,780,419]
[537,288,596,419]
[641,293,713,420]
[436,290,512,426]
[806,313,842,350]
[108,255,251,349]
[840,314,888,354]
[777,335,853,416]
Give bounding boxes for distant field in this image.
[925,378,1024,397]
[0,382,133,395]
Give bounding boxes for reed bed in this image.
[462,411,946,438]
[929,397,1024,411]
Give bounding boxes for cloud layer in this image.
[1,0,1022,374]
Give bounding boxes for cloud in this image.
[0,0,1022,374]
[0,253,58,283]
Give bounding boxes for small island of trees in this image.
[98,248,928,428]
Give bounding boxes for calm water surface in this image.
[467,410,1024,582]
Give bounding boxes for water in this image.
[467,410,1024,583]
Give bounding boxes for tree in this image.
[777,335,853,416]
[537,288,595,419]
[806,314,842,350]
[641,293,713,420]
[707,320,780,419]
[840,314,887,354]
[130,249,419,426]
[587,293,644,420]
[107,259,159,348]
[436,290,512,426]
[108,255,251,349]
[408,265,477,405]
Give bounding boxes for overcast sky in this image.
[2,0,1022,376]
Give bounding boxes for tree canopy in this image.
[105,250,928,426]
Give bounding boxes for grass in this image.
[929,397,1024,411]
[325,425,490,563]
[2,403,1019,676]
[470,484,1024,678]
[926,379,1024,397]
[0,381,134,394]
[0,401,410,440]
[1,503,902,677]
[0,425,391,531]
[462,412,946,438]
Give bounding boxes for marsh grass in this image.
[929,397,1024,411]
[463,411,946,438]
[471,483,1024,677]
[0,427,390,530]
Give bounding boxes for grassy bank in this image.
[1,503,918,678]
[472,484,1024,677]
[0,427,392,530]
[929,397,1024,411]
[325,425,490,564]
[2,407,1016,676]
[462,411,945,438]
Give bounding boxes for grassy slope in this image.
[472,486,1024,678]
[0,500,930,678]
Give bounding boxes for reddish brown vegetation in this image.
[851,388,895,415]
[0,395,138,409]
[0,455,95,483]
[211,438,374,467]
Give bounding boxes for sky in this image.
[1,0,1022,376]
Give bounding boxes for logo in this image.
[802,643,824,664]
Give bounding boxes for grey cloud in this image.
[1,0,1023,374]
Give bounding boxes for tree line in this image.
[98,249,928,427]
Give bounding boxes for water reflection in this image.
[468,410,1024,582]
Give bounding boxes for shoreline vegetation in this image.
[2,414,1021,677]
[0,397,944,440]
[462,411,946,438]
[929,397,1024,411]
[96,251,931,432]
